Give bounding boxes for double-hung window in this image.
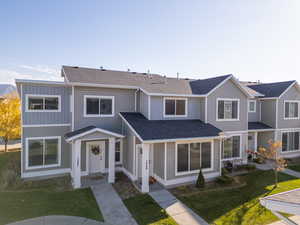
[84,95,114,117]
[115,139,122,164]
[217,98,239,121]
[248,100,256,113]
[26,136,61,169]
[222,135,241,159]
[282,132,300,152]
[284,101,299,119]
[176,142,213,175]
[27,95,60,112]
[164,98,187,117]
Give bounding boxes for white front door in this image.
[87,141,105,174]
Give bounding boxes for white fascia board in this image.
[247,129,275,132]
[142,135,222,144]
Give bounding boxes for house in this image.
[15,66,300,193]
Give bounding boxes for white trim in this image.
[163,97,188,118]
[135,144,142,179]
[25,94,61,112]
[248,100,256,113]
[283,100,300,120]
[15,79,66,86]
[23,123,71,128]
[83,95,115,117]
[216,98,240,121]
[260,97,279,100]
[71,86,75,131]
[121,167,137,181]
[259,100,262,121]
[25,136,61,170]
[21,168,71,178]
[204,97,208,123]
[65,127,124,142]
[20,84,23,176]
[164,142,167,181]
[175,140,214,176]
[278,81,297,99]
[221,134,242,161]
[133,136,136,177]
[276,98,278,128]
[134,89,138,112]
[248,129,274,132]
[148,95,151,119]
[143,136,222,144]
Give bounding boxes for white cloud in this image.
[0,69,34,84]
[19,65,60,77]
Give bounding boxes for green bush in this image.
[253,157,264,164]
[221,168,229,176]
[196,169,205,188]
[216,175,234,185]
[236,164,256,171]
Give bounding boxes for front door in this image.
[87,141,105,174]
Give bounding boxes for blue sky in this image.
[1,0,299,84]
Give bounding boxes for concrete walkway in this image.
[7,215,107,225]
[150,189,209,225]
[91,182,138,225]
[253,162,300,178]
[282,168,300,178]
[268,215,300,225]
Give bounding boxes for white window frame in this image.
[83,95,115,117]
[115,139,123,165]
[284,100,300,120]
[26,94,61,112]
[163,97,188,118]
[175,140,214,176]
[216,98,240,121]
[281,131,300,153]
[221,134,242,161]
[25,136,61,170]
[248,100,256,113]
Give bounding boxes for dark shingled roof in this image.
[248,122,273,130]
[247,81,295,98]
[64,126,96,139]
[190,74,232,95]
[120,112,222,141]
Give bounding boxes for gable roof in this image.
[0,84,16,98]
[247,81,296,98]
[119,112,222,142]
[62,66,250,97]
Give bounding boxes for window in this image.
[248,100,256,113]
[282,132,300,152]
[176,142,212,175]
[26,137,60,169]
[164,98,187,117]
[284,101,299,119]
[27,95,60,112]
[222,136,241,159]
[115,139,122,163]
[217,99,239,120]
[84,95,114,117]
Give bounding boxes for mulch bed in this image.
[112,172,140,200]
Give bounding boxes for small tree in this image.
[196,169,205,188]
[257,140,287,187]
[0,94,21,152]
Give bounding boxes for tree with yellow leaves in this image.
[0,93,21,152]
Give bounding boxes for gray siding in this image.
[257,131,274,149]
[74,86,135,132]
[139,91,149,119]
[153,143,165,179]
[278,85,300,129]
[260,99,276,128]
[22,126,71,173]
[248,99,261,122]
[122,122,135,174]
[150,96,201,120]
[199,98,206,122]
[207,79,248,131]
[22,85,71,125]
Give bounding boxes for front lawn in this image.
[0,152,103,225]
[288,164,300,172]
[173,170,300,225]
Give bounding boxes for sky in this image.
[0,0,300,84]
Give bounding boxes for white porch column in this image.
[141,143,150,193]
[73,139,81,189]
[254,132,258,152]
[108,137,116,183]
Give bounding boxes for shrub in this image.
[216,175,234,185]
[221,168,229,176]
[253,157,265,164]
[236,164,256,171]
[196,169,205,188]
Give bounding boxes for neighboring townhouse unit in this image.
[15,66,300,193]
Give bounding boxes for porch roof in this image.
[64,126,124,142]
[248,122,273,131]
[120,112,222,142]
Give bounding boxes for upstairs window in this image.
[284,101,299,119]
[248,100,256,113]
[217,98,239,121]
[164,98,187,117]
[282,132,300,152]
[84,95,114,117]
[27,95,60,112]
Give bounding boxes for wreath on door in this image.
[91,145,100,155]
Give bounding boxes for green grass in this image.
[0,152,103,225]
[175,170,300,225]
[288,164,300,172]
[123,194,178,225]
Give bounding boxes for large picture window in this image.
[217,99,239,121]
[284,101,299,119]
[27,95,60,112]
[26,137,60,169]
[164,98,187,117]
[222,136,241,159]
[176,142,212,175]
[84,95,114,117]
[282,132,300,152]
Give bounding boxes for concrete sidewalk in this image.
[282,168,300,178]
[150,189,209,225]
[253,162,300,178]
[268,215,300,225]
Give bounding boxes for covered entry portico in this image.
[65,126,124,188]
